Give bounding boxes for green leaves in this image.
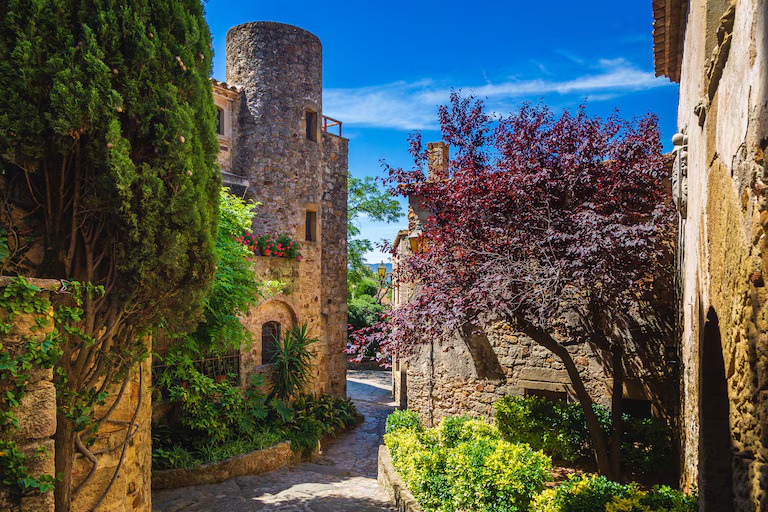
[0,277,63,496]
[185,187,261,355]
[267,322,316,401]
[385,413,552,512]
[0,229,9,270]
[347,172,402,282]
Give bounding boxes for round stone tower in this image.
[225,22,348,397]
[226,21,323,236]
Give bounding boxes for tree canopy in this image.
[347,172,401,283]
[351,93,676,477]
[0,1,220,508]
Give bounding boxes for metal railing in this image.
[322,115,342,137]
[152,338,242,396]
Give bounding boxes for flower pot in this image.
[214,375,227,383]
[261,249,271,257]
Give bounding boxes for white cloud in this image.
[324,80,441,131]
[324,58,672,131]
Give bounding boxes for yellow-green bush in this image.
[384,412,551,512]
[529,475,698,512]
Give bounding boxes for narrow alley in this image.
[152,370,397,511]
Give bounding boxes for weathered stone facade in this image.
[222,22,348,396]
[653,1,768,510]
[0,279,151,512]
[71,348,152,512]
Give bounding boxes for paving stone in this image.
[152,370,397,511]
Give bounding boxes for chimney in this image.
[427,142,449,181]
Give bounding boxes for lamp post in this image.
[377,261,387,285]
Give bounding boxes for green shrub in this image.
[529,475,697,512]
[282,394,358,457]
[494,396,592,462]
[385,409,424,434]
[384,412,551,512]
[494,396,673,473]
[348,293,386,332]
[447,438,551,512]
[620,416,674,475]
[152,390,358,469]
[152,445,200,470]
[385,429,452,510]
[158,353,244,442]
[439,415,500,448]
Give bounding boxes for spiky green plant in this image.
[268,323,316,400]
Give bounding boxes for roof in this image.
[210,78,241,98]
[652,0,688,82]
[393,229,410,247]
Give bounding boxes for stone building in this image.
[213,22,349,396]
[1,21,347,512]
[390,143,677,430]
[653,0,768,510]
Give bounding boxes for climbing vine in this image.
[0,276,125,501]
[0,277,62,495]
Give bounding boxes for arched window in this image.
[261,321,281,365]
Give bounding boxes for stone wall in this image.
[0,279,58,512]
[319,132,348,396]
[400,320,673,427]
[659,0,768,509]
[71,344,152,512]
[227,21,347,397]
[226,21,323,237]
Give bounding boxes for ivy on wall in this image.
[0,277,62,495]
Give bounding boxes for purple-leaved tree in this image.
[349,93,676,479]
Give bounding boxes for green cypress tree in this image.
[0,1,219,508]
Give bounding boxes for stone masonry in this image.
[222,22,348,396]
[0,278,58,512]
[71,348,152,512]
[653,1,768,510]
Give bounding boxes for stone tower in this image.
[225,22,348,396]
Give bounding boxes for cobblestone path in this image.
[152,370,397,511]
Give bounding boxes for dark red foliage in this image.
[349,91,674,371]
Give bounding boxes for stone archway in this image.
[699,307,734,512]
[241,300,298,381]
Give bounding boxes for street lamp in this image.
[377,262,387,284]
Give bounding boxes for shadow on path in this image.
[152,370,397,511]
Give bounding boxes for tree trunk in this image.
[609,343,624,481]
[54,414,74,512]
[516,316,612,476]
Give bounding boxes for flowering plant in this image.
[237,232,301,260]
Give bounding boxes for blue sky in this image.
[204,1,680,264]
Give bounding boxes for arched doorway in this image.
[699,307,734,511]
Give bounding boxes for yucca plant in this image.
[268,322,316,400]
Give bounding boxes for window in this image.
[261,321,281,365]
[524,388,568,402]
[305,110,318,141]
[305,210,317,242]
[216,107,224,136]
